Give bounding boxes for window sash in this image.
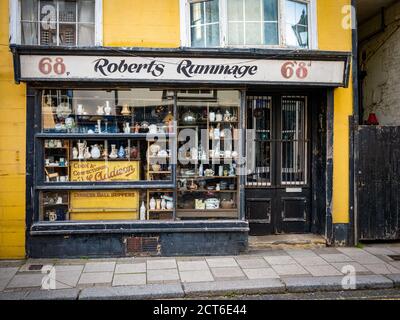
[186,0,312,48]
[18,0,98,46]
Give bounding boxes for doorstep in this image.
[248,234,327,251]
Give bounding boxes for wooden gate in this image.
[357,126,400,240]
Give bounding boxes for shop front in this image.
[12,46,350,258]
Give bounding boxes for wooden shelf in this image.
[178,176,237,179]
[148,209,174,213]
[176,209,238,218]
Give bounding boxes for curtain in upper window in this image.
[20,0,95,46]
[227,0,279,46]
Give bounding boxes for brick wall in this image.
[360,2,400,125]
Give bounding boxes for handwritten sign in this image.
[70,161,139,182]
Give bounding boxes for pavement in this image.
[0,244,400,300]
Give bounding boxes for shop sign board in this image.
[70,190,139,220]
[70,161,139,182]
[19,54,348,86]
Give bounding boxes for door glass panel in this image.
[246,96,272,186]
[281,96,307,185]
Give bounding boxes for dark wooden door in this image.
[245,95,311,235]
[358,126,400,240]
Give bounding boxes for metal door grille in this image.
[246,96,272,187]
[246,95,308,187]
[280,96,308,186]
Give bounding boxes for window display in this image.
[176,90,241,219]
[37,88,241,222]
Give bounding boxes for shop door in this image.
[245,95,311,235]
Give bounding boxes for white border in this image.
[9,0,103,46]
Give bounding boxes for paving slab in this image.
[331,262,370,274]
[364,263,400,275]
[115,263,146,274]
[112,274,146,286]
[271,264,310,276]
[319,254,354,263]
[206,258,238,268]
[235,257,269,269]
[78,272,113,285]
[183,279,285,297]
[54,265,84,273]
[303,265,343,276]
[210,267,246,280]
[7,273,44,289]
[337,248,366,256]
[0,267,20,291]
[147,269,179,283]
[147,259,177,270]
[282,275,394,292]
[177,260,209,271]
[294,256,329,266]
[351,255,386,265]
[54,270,82,289]
[285,249,318,257]
[179,270,214,283]
[312,248,341,255]
[243,268,279,279]
[264,256,297,265]
[363,247,397,255]
[79,283,184,300]
[24,288,79,300]
[83,262,115,273]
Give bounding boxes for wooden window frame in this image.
[9,0,103,46]
[180,0,318,49]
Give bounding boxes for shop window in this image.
[17,0,99,46]
[183,0,314,48]
[36,88,241,223]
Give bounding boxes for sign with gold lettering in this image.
[70,190,139,220]
[70,161,139,182]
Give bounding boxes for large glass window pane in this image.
[245,22,262,45]
[190,0,219,47]
[176,90,241,220]
[41,89,175,183]
[39,189,175,221]
[227,0,278,46]
[21,22,38,45]
[285,0,309,48]
[78,23,94,45]
[245,0,261,21]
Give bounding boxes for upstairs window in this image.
[184,0,314,48]
[227,0,279,46]
[16,0,100,46]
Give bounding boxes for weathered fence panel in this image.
[358,126,400,240]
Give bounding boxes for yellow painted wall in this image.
[317,0,353,224]
[0,0,354,259]
[103,0,180,47]
[0,1,26,258]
